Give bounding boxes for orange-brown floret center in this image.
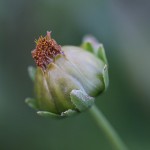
[32,31,64,70]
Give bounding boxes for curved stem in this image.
[89,105,128,150]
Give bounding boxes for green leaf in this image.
[28,66,36,81]
[70,90,95,112]
[25,97,38,110]
[37,111,61,118]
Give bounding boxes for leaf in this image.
[70,90,95,112]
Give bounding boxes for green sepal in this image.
[37,109,77,118]
[81,36,108,65]
[61,109,77,117]
[28,66,36,81]
[81,42,94,53]
[97,44,108,65]
[25,97,38,110]
[37,111,61,118]
[70,90,95,112]
[102,64,109,91]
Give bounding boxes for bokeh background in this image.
[0,0,150,150]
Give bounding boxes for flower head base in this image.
[32,31,64,70]
[25,31,109,118]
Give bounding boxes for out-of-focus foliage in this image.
[0,0,150,150]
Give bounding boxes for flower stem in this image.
[89,105,128,150]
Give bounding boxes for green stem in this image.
[89,105,128,150]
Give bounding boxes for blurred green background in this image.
[0,0,150,150]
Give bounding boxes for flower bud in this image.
[25,31,109,118]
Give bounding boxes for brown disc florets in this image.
[32,31,64,70]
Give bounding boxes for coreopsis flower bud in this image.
[25,31,109,118]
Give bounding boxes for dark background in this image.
[0,0,150,150]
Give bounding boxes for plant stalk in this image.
[89,105,128,150]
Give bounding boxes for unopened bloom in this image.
[25,31,109,118]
